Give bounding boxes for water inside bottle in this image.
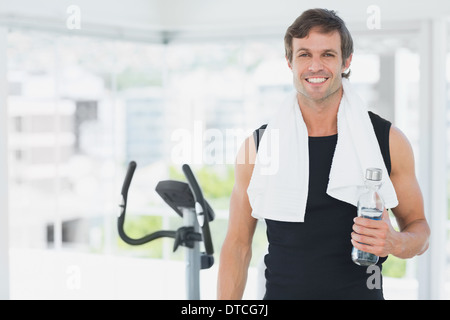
[359,207,382,220]
[352,208,383,266]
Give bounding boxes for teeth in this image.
[306,77,327,83]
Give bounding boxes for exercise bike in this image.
[118,161,215,300]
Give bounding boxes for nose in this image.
[308,57,324,72]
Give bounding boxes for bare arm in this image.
[387,125,430,258]
[217,136,258,299]
[352,125,430,259]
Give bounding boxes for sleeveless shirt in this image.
[254,111,392,300]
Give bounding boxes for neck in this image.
[297,87,343,137]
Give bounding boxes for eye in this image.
[298,53,309,58]
[323,53,335,57]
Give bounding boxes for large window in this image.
[7,31,166,254]
[7,26,430,299]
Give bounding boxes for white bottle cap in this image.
[365,168,382,181]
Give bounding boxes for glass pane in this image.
[8,31,60,250]
[352,32,420,299]
[7,30,167,254]
[164,39,290,269]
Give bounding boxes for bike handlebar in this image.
[118,161,214,256]
[118,161,176,245]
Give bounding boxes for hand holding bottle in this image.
[351,207,401,260]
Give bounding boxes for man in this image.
[217,8,430,300]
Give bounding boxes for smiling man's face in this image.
[287,27,352,105]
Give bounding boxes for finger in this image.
[351,239,373,253]
[352,222,379,236]
[351,239,380,255]
[353,221,389,242]
[353,216,383,229]
[351,231,382,247]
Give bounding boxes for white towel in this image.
[247,78,398,222]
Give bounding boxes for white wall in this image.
[2,0,450,37]
[0,0,163,29]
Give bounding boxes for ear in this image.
[286,56,293,70]
[342,53,352,73]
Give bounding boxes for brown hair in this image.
[284,8,353,78]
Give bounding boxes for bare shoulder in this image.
[389,125,415,175]
[234,134,257,185]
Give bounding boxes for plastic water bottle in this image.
[351,168,384,266]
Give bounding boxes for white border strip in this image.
[0,26,10,300]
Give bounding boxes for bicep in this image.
[389,126,426,230]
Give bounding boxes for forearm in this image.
[393,219,430,259]
[217,241,252,300]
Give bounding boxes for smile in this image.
[305,77,328,84]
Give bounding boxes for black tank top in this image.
[254,111,392,300]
